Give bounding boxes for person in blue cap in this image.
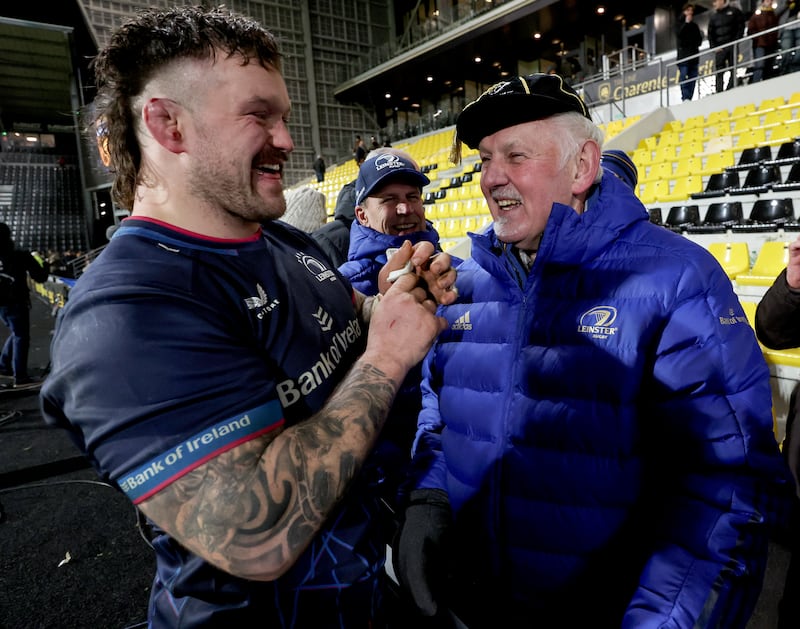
[339,148,461,545]
[394,72,789,628]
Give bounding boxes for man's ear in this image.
[572,139,601,195]
[142,98,185,154]
[354,205,369,226]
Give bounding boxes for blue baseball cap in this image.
[355,152,430,206]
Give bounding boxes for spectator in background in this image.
[311,178,357,268]
[778,0,800,75]
[709,0,746,92]
[280,185,327,233]
[354,134,367,164]
[748,0,780,83]
[370,135,380,151]
[676,3,704,101]
[0,222,49,387]
[394,73,788,628]
[312,153,325,182]
[339,148,462,545]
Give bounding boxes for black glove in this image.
[394,488,452,618]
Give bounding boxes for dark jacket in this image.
[311,180,356,268]
[676,16,703,60]
[748,8,780,49]
[756,268,800,495]
[0,249,49,306]
[709,2,746,47]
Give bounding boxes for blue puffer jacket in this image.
[411,174,788,627]
[339,220,448,294]
[339,220,458,508]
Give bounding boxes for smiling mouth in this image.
[394,222,417,232]
[495,199,521,210]
[254,162,282,175]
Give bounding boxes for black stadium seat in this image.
[768,139,800,166]
[648,207,663,225]
[729,164,782,195]
[664,204,700,232]
[692,170,739,199]
[773,162,800,193]
[728,145,772,172]
[732,198,795,232]
[686,201,743,234]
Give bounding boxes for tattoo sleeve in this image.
[138,360,398,581]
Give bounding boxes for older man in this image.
[395,73,788,628]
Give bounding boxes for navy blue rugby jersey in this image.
[41,217,388,625]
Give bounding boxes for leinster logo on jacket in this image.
[577,306,618,339]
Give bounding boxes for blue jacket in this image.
[338,220,459,507]
[411,174,787,627]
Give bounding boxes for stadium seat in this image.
[733,128,767,152]
[664,204,700,231]
[729,145,772,171]
[700,150,735,175]
[661,175,703,202]
[638,180,669,205]
[642,161,673,183]
[692,170,740,199]
[653,144,678,164]
[735,241,789,286]
[674,156,702,178]
[729,164,782,195]
[732,198,795,232]
[708,242,750,279]
[648,207,663,225]
[730,103,757,119]
[773,163,800,193]
[686,201,744,233]
[770,139,800,166]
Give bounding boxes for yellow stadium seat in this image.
[660,175,703,203]
[769,120,800,145]
[683,115,705,131]
[700,150,735,175]
[757,96,786,113]
[735,241,789,286]
[638,136,658,151]
[638,180,670,205]
[706,110,729,125]
[708,242,750,279]
[733,128,767,151]
[673,156,702,178]
[732,113,760,134]
[730,103,757,120]
[633,147,653,167]
[642,161,674,183]
[681,127,705,144]
[653,144,678,164]
[679,141,704,159]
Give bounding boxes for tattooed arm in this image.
[138,271,447,581]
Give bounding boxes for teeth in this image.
[496,199,519,208]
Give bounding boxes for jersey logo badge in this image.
[245,284,280,320]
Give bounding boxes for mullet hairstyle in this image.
[90,5,282,210]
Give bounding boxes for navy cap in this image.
[355,152,430,206]
[601,149,638,190]
[455,73,592,150]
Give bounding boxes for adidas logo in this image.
[451,311,472,331]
